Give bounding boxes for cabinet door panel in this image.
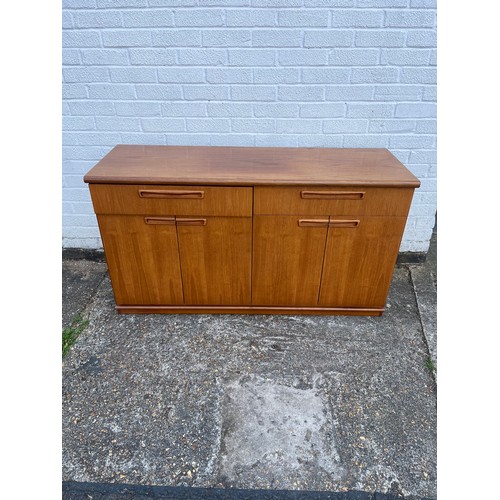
[97,215,184,305]
[319,216,407,308]
[177,217,252,305]
[252,215,328,306]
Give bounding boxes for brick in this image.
[63,187,93,202]
[276,119,321,134]
[343,135,389,147]
[411,0,437,7]
[300,103,345,118]
[152,30,201,46]
[328,49,379,66]
[369,119,415,133]
[415,120,436,133]
[211,135,255,146]
[256,135,298,147]
[374,85,422,101]
[278,10,329,27]
[203,30,251,47]
[102,31,151,47]
[254,103,298,117]
[226,9,276,26]
[186,118,230,132]
[422,86,436,101]
[199,0,250,5]
[149,0,196,5]
[159,68,205,83]
[97,0,146,6]
[325,85,374,101]
[231,86,276,101]
[385,10,435,28]
[390,135,434,149]
[253,29,302,47]
[63,116,95,131]
[278,86,324,101]
[69,101,115,116]
[208,103,253,117]
[351,67,398,83]
[73,11,122,28]
[129,48,176,65]
[62,12,73,29]
[228,49,275,66]
[63,67,109,83]
[304,31,354,48]
[178,49,227,65]
[95,117,141,131]
[380,49,430,66]
[110,67,157,83]
[175,9,224,27]
[323,119,368,133]
[121,133,167,144]
[395,103,436,118]
[232,119,275,133]
[347,103,395,118]
[206,68,252,83]
[305,0,354,5]
[63,31,100,47]
[355,30,405,47]
[81,49,129,65]
[71,132,122,145]
[254,68,299,84]
[251,0,301,5]
[401,68,436,84]
[302,68,350,84]
[63,0,96,7]
[63,84,88,99]
[297,135,343,147]
[62,103,71,115]
[162,102,207,117]
[406,30,436,47]
[391,150,411,163]
[278,49,328,66]
[167,134,211,146]
[331,10,383,27]
[116,102,161,116]
[63,145,112,160]
[141,118,185,132]
[183,85,229,100]
[135,84,182,100]
[122,10,174,27]
[62,49,81,65]
[410,150,437,163]
[357,0,407,6]
[430,49,436,65]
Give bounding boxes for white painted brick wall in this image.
[62,0,437,252]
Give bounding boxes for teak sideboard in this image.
[84,145,420,316]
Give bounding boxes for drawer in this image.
[254,186,414,217]
[90,184,253,216]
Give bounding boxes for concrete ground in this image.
[62,233,436,500]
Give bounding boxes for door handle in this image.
[144,217,176,225]
[301,191,365,200]
[139,189,205,199]
[175,218,207,226]
[298,219,330,228]
[329,219,360,228]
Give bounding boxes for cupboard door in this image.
[97,215,184,305]
[176,217,252,305]
[252,216,329,306]
[319,216,407,308]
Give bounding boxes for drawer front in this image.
[254,186,414,216]
[90,184,253,216]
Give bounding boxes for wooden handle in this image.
[298,219,330,228]
[139,189,205,199]
[176,218,207,226]
[301,191,365,200]
[329,220,360,228]
[144,217,175,225]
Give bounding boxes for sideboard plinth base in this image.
[116,305,384,316]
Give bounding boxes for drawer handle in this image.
[298,219,330,228]
[139,189,205,199]
[301,191,365,200]
[329,219,360,228]
[144,217,175,225]
[176,218,207,226]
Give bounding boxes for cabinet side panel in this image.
[97,215,184,305]
[177,217,252,305]
[252,215,328,306]
[319,216,408,308]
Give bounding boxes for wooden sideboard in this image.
[84,145,420,316]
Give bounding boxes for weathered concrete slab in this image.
[62,259,107,329]
[62,266,436,499]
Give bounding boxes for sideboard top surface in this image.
[84,145,420,187]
